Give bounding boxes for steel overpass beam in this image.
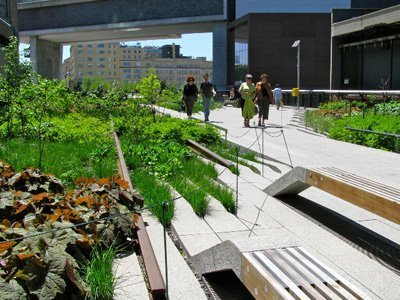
[30,36,62,79]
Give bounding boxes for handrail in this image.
[112,132,166,299]
[345,127,399,152]
[281,89,400,95]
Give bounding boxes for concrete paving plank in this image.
[143,213,208,300]
[178,233,222,257]
[114,253,150,300]
[171,198,214,236]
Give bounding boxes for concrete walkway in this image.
[152,104,400,299]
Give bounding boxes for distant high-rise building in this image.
[161,44,180,59]
[66,41,212,87]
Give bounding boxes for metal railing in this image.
[281,89,400,108]
[345,127,400,153]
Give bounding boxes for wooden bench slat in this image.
[317,167,400,198]
[242,253,297,300]
[307,169,400,224]
[253,251,312,299]
[314,170,400,201]
[270,250,343,300]
[243,248,367,300]
[318,167,400,197]
[295,247,366,300]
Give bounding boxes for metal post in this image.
[162,202,169,300]
[261,127,264,177]
[297,42,300,109]
[235,147,239,215]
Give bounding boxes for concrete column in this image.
[330,37,342,89]
[30,36,62,79]
[213,22,227,91]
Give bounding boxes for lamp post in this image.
[292,40,300,109]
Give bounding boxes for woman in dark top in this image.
[255,74,274,127]
[182,75,198,118]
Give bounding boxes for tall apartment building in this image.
[67,42,212,87]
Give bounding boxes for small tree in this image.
[0,36,33,138]
[135,68,161,122]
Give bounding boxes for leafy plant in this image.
[0,36,33,138]
[0,161,138,299]
[135,68,161,105]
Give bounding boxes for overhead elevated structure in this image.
[17,0,233,88]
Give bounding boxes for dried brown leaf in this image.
[0,241,16,253]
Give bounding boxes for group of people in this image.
[237,73,282,127]
[181,73,283,127]
[182,73,216,121]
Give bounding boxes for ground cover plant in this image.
[0,161,138,300]
[0,139,116,188]
[304,99,400,152]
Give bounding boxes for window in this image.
[87,50,94,54]
[97,50,105,54]
[97,64,105,68]
[78,63,83,68]
[97,71,104,76]
[123,69,131,73]
[87,44,93,48]
[78,71,84,76]
[77,50,83,55]
[88,63,93,68]
[97,57,105,62]
[88,71,93,75]
[123,74,131,79]
[97,43,105,48]
[78,57,83,62]
[123,62,130,67]
[87,57,93,62]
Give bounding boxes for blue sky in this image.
[20,33,213,62]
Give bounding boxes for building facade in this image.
[228,0,400,89]
[0,0,17,62]
[67,42,212,87]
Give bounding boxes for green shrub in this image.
[319,100,347,111]
[329,114,400,151]
[143,117,221,145]
[374,100,400,115]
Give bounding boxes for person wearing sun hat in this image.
[239,74,256,127]
[182,75,198,118]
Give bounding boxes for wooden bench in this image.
[242,247,367,300]
[264,166,400,225]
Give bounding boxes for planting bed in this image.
[0,161,138,299]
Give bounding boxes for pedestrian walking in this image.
[274,83,283,110]
[182,75,198,118]
[200,73,216,122]
[255,74,274,127]
[239,74,256,127]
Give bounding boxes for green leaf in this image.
[0,278,27,300]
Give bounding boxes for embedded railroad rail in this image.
[113,132,166,299]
